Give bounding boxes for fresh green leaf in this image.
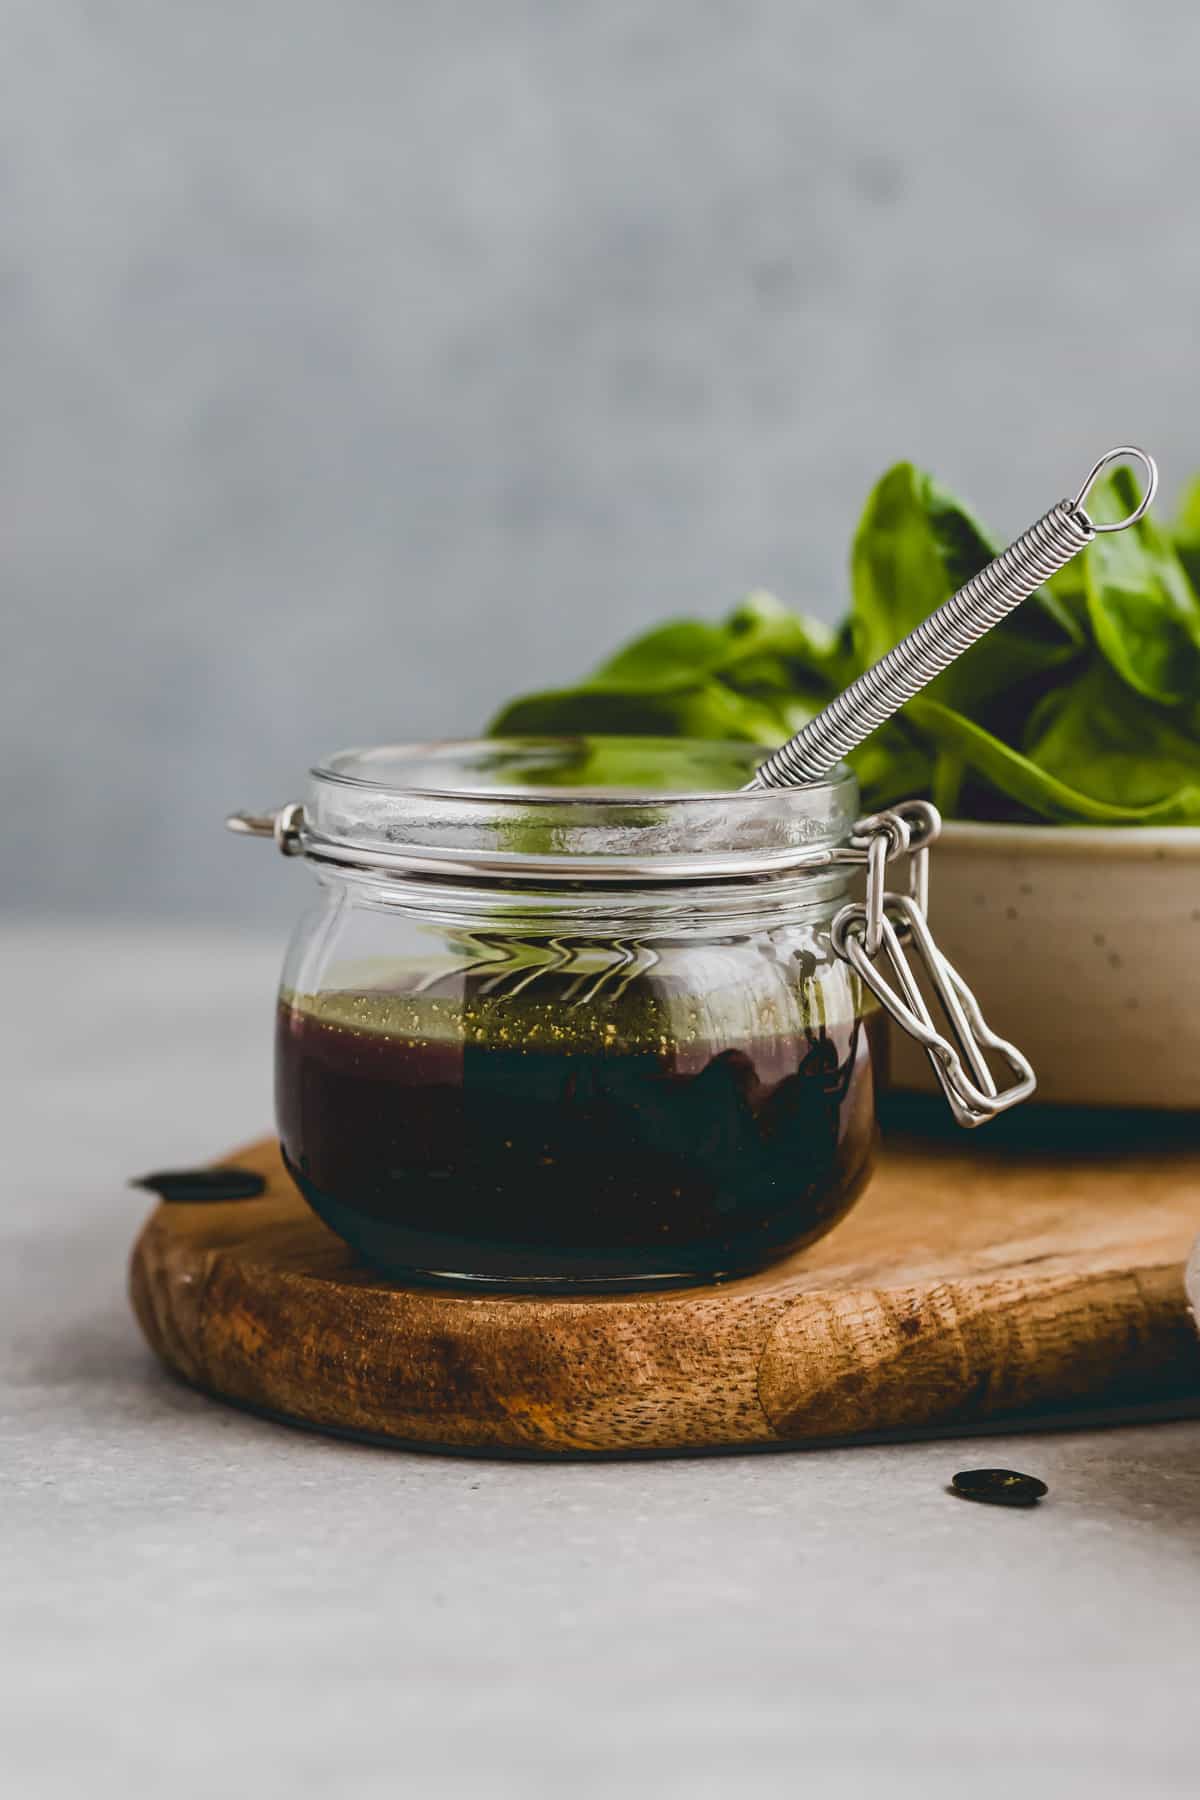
[1172,474,1200,601]
[489,592,843,758]
[490,676,791,747]
[1022,663,1200,814]
[1083,467,1200,705]
[584,593,841,694]
[716,591,847,682]
[587,620,733,692]
[851,464,1082,725]
[908,692,1200,824]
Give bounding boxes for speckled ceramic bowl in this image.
[888,822,1200,1110]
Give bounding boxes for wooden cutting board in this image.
[130,1113,1200,1456]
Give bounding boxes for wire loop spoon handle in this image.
[747,445,1158,791]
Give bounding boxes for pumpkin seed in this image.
[951,1468,1048,1507]
[131,1167,266,1203]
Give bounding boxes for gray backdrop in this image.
[6,0,1198,922]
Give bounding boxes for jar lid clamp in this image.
[832,805,1035,1126]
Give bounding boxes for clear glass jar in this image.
[235,737,1031,1291]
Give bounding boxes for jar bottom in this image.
[284,1149,876,1293]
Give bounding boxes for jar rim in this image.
[302,737,859,885]
[314,736,847,804]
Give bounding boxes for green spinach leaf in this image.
[490,677,791,746]
[908,683,1200,823]
[1022,663,1200,815]
[1083,467,1200,705]
[851,464,1082,724]
[1172,474,1200,602]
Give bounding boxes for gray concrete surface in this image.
[3,922,1200,1798]
[6,1,1200,921]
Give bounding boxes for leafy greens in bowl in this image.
[491,464,1200,825]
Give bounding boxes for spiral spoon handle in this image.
[747,446,1158,791]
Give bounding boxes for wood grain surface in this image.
[129,1125,1200,1455]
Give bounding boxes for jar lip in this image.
[313,737,852,807]
[302,737,859,884]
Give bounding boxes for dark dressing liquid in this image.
[276,984,884,1290]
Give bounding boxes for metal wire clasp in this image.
[832,806,1036,1127]
[226,804,305,855]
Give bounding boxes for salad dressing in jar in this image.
[235,736,1027,1291]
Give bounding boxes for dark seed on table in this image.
[951,1468,1048,1507]
[131,1167,267,1203]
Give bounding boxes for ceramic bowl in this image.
[888,822,1200,1110]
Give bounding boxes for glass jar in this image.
[231,737,1033,1291]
